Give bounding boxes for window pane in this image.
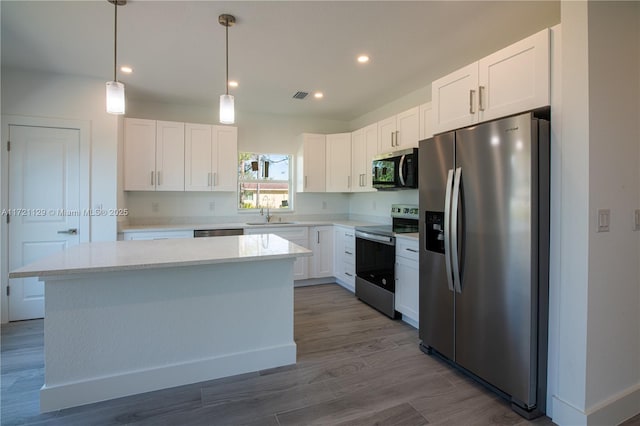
[257,182,290,209]
[238,152,291,210]
[239,182,258,209]
[260,154,289,181]
[239,153,259,180]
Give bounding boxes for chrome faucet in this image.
[260,197,272,223]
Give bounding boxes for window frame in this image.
[237,152,294,213]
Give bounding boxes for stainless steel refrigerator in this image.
[418,111,549,418]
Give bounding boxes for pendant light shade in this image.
[106,81,125,114]
[219,94,235,124]
[106,0,126,115]
[218,14,236,124]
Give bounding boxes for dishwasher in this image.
[193,228,244,238]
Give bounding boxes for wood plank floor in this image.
[0,283,611,425]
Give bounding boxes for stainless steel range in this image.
[355,204,419,318]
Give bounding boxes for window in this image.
[238,153,292,210]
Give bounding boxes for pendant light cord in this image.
[114,1,118,82]
[225,17,229,96]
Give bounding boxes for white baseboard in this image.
[552,382,640,426]
[40,343,296,413]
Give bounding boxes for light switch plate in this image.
[634,209,640,231]
[597,209,610,232]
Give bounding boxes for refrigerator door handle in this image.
[451,167,462,293]
[443,169,455,292]
[398,155,406,186]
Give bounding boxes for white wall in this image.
[1,69,117,242]
[552,2,640,425]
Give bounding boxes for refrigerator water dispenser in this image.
[424,211,445,253]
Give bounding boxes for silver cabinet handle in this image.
[305,176,308,189]
[444,169,454,292]
[345,233,354,238]
[395,131,400,147]
[317,231,320,244]
[151,171,155,186]
[479,86,486,111]
[451,167,463,294]
[405,248,419,253]
[391,131,395,147]
[469,89,476,114]
[57,228,78,235]
[345,272,353,277]
[348,175,351,189]
[212,172,217,187]
[157,171,161,186]
[345,250,353,255]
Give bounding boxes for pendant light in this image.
[219,14,236,124]
[106,0,126,115]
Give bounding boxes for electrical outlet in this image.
[151,202,159,213]
[634,209,640,231]
[209,201,216,211]
[597,209,610,232]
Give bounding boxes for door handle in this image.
[451,167,462,293]
[57,228,78,235]
[444,169,454,292]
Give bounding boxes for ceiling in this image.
[1,1,560,121]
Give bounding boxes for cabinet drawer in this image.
[396,238,419,262]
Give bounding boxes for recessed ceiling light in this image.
[228,80,239,88]
[357,55,370,64]
[120,66,133,74]
[314,92,324,99]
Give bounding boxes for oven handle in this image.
[355,231,395,246]
[444,169,454,292]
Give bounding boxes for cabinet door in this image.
[155,121,185,191]
[297,133,326,192]
[396,107,419,149]
[310,226,334,278]
[479,28,550,122]
[351,123,378,192]
[377,115,397,154]
[419,102,434,140]
[326,133,351,192]
[185,123,213,191]
[124,118,156,191]
[431,62,479,134]
[395,255,419,326]
[212,125,238,191]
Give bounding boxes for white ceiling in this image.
[1,1,560,121]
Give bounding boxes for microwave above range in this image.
[372,148,419,190]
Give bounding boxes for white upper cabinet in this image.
[124,118,157,191]
[296,133,326,192]
[419,102,434,141]
[326,133,352,192]
[431,63,479,134]
[432,28,550,134]
[155,121,185,191]
[377,106,420,154]
[478,28,550,122]
[185,123,237,192]
[124,118,185,191]
[212,125,238,191]
[351,123,378,192]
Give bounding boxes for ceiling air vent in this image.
[292,91,309,100]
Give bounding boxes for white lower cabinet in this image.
[310,226,334,278]
[123,230,194,241]
[243,227,309,280]
[395,237,419,327]
[334,226,356,292]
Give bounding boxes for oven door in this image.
[355,231,395,292]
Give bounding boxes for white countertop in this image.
[396,232,419,241]
[9,234,312,279]
[120,220,380,233]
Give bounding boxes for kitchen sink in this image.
[245,222,297,226]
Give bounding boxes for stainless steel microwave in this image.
[372,148,419,190]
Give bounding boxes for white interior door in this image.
[8,125,80,321]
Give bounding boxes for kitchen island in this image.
[9,234,311,412]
